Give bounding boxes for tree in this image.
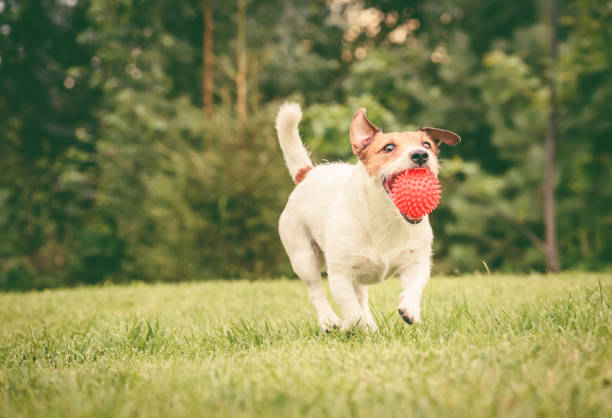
[544,0,561,271]
[203,0,215,118]
[0,0,123,289]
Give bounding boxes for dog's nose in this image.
[410,149,429,166]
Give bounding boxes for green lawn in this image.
[1,273,611,418]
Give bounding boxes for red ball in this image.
[386,168,441,219]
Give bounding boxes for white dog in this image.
[275,103,460,331]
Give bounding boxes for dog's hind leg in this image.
[288,249,341,331]
[279,221,340,331]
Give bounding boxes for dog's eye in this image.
[423,142,432,149]
[382,144,395,153]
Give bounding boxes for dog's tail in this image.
[275,102,313,184]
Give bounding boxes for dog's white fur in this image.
[276,102,437,331]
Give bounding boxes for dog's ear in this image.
[420,127,461,146]
[350,108,381,156]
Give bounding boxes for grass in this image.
[0,273,611,418]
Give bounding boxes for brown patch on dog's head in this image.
[360,131,438,176]
[351,109,463,177]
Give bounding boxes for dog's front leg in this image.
[397,258,431,324]
[328,272,375,331]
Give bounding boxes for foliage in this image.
[0,0,610,289]
[1,274,611,416]
[0,0,115,289]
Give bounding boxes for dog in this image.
[275,103,460,331]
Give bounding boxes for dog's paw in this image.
[397,306,420,325]
[319,313,342,332]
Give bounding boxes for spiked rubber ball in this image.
[387,168,441,219]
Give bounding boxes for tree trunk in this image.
[203,0,214,118]
[544,0,561,272]
[236,0,247,125]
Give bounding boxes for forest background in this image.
[1,0,610,290]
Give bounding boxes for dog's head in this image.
[350,108,460,220]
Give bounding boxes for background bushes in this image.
[1,0,610,289]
